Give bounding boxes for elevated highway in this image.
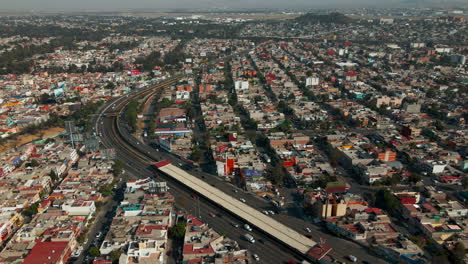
[155,160,317,255]
[95,77,319,261]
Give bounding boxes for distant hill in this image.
[293,12,353,24]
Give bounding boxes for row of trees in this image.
[124,100,139,132]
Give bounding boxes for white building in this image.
[61,200,96,216]
[234,80,249,91]
[306,77,319,86]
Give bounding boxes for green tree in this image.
[110,250,122,263]
[273,119,293,134]
[105,81,115,89]
[433,120,445,131]
[408,173,422,184]
[49,169,58,182]
[190,146,202,162]
[408,235,426,248]
[125,100,139,131]
[452,242,466,264]
[76,234,86,244]
[462,177,468,189]
[374,189,400,214]
[241,118,258,130]
[22,202,40,217]
[328,148,341,167]
[30,159,40,167]
[89,246,100,257]
[148,114,156,135]
[160,98,174,108]
[390,173,402,186]
[99,183,114,197]
[112,160,125,177]
[169,222,187,239]
[270,163,284,186]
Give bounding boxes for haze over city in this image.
[2,0,468,10]
[0,2,466,264]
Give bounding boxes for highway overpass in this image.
[155,160,317,255]
[96,77,318,258]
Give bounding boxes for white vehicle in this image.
[239,198,246,203]
[348,255,357,262]
[244,224,252,231]
[263,210,269,215]
[243,233,255,243]
[253,254,260,261]
[305,227,312,233]
[268,210,275,215]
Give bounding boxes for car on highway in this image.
[209,212,216,217]
[263,210,269,215]
[239,198,246,203]
[232,188,238,193]
[252,254,260,261]
[268,210,275,215]
[231,223,240,228]
[305,227,312,233]
[244,224,252,231]
[347,255,357,262]
[243,234,255,243]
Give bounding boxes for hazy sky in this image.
[0,0,464,10]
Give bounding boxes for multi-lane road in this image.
[95,78,388,264]
[95,79,306,263]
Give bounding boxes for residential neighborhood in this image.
[0,6,466,264]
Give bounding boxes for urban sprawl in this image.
[0,8,466,264]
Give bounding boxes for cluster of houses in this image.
[153,78,194,158]
[0,137,115,263]
[98,178,173,263]
[0,36,178,139]
[181,215,250,263]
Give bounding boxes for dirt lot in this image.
[0,127,65,153]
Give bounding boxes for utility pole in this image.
[197,196,201,219]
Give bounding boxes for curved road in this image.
[96,79,388,264]
[96,80,304,264]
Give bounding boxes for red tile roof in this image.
[307,244,332,260]
[183,244,215,255]
[22,241,69,264]
[364,207,384,215]
[154,160,171,168]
